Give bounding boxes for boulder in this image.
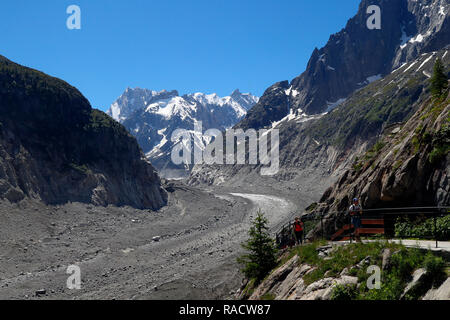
[381,249,392,271]
[422,278,450,300]
[298,276,358,300]
[401,268,427,299]
[356,256,371,269]
[340,267,349,276]
[275,264,313,300]
[249,255,298,300]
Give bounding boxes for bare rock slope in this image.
[309,80,449,239]
[0,55,167,209]
[189,50,449,200]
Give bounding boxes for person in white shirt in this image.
[349,198,363,242]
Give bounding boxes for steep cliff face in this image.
[239,0,449,130]
[309,92,449,238]
[235,81,289,131]
[289,0,449,116]
[189,0,450,192]
[189,49,449,196]
[0,56,167,209]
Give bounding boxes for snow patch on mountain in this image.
[417,52,436,71]
[107,88,179,122]
[108,87,258,178]
[271,108,327,129]
[400,26,412,50]
[366,74,383,84]
[326,98,347,112]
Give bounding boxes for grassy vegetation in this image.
[280,241,447,300]
[353,161,364,172]
[308,71,425,149]
[361,250,447,300]
[0,54,150,192]
[303,55,450,153]
[395,215,450,241]
[401,94,449,165]
[393,160,403,170]
[303,220,318,236]
[278,240,327,267]
[302,242,401,286]
[260,293,276,300]
[421,94,449,122]
[0,55,91,125]
[350,139,387,173]
[365,140,386,160]
[428,124,450,165]
[305,202,318,212]
[411,135,421,153]
[68,163,92,175]
[330,284,358,300]
[241,278,256,298]
[423,252,447,287]
[87,109,129,135]
[373,141,386,153]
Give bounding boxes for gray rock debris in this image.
[422,278,450,300]
[401,268,427,299]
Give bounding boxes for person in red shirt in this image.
[293,217,304,245]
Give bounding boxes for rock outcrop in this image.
[239,243,449,301]
[189,0,449,201]
[243,251,358,301]
[0,55,167,209]
[308,82,449,238]
[189,49,449,200]
[422,278,450,300]
[240,0,449,127]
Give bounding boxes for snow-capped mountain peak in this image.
[107,88,179,122]
[108,88,258,123]
[145,96,198,120]
[108,88,259,178]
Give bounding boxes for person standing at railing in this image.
[349,198,363,242]
[293,217,304,245]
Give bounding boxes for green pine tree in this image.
[430,58,448,99]
[237,210,278,283]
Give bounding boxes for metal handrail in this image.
[275,206,450,249]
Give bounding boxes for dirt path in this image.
[338,239,450,252]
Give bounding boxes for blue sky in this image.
[0,0,360,111]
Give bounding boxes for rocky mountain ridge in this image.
[189,48,450,213]
[238,0,449,130]
[0,55,167,209]
[308,83,449,239]
[108,88,258,178]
